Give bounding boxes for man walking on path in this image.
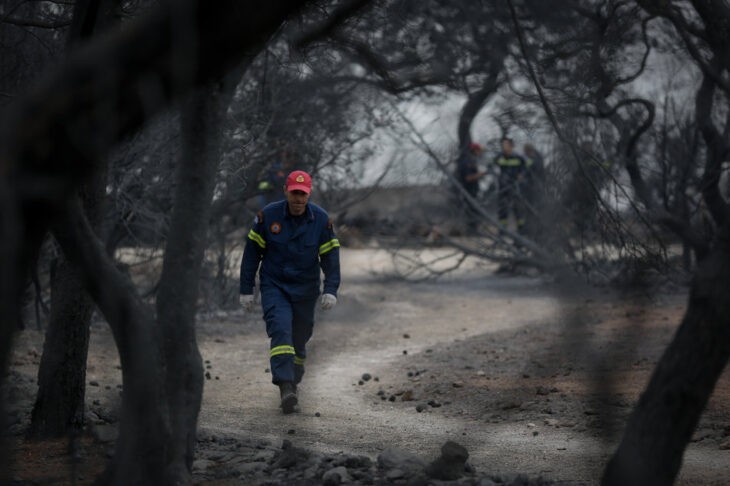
[239,170,341,414]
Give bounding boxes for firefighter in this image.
[239,170,340,414]
[522,143,546,237]
[494,137,527,234]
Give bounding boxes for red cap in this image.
[468,142,483,152]
[285,170,312,194]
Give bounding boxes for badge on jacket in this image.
[270,222,282,234]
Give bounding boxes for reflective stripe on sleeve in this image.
[270,345,295,357]
[319,238,341,255]
[293,356,305,366]
[248,229,266,249]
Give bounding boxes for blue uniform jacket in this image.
[240,200,341,302]
[494,153,526,185]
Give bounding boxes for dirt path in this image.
[6,248,729,484]
[195,249,730,485]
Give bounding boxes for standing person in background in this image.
[240,170,341,414]
[256,148,295,207]
[522,143,546,237]
[455,142,488,233]
[494,137,528,234]
[564,142,613,234]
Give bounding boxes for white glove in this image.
[239,294,255,312]
[320,293,337,310]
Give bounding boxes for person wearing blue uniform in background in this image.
[239,170,341,414]
[455,142,487,233]
[494,137,527,234]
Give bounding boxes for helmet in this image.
[468,142,483,152]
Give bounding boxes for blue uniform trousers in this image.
[261,285,316,385]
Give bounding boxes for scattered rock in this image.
[192,459,214,472]
[91,424,118,443]
[536,386,550,396]
[315,412,321,417]
[501,400,521,410]
[234,462,265,476]
[452,381,464,388]
[401,390,415,402]
[269,440,310,470]
[386,468,405,480]
[377,447,427,474]
[403,350,408,355]
[478,479,498,486]
[403,333,410,339]
[416,404,426,413]
[205,372,211,380]
[322,466,350,485]
[89,381,99,387]
[344,455,372,469]
[719,438,730,450]
[426,441,469,480]
[361,373,372,381]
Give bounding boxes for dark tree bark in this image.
[29,0,118,439]
[51,199,172,484]
[28,257,93,436]
[0,0,314,481]
[456,61,504,150]
[156,75,242,479]
[602,226,730,486]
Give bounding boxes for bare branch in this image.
[293,0,372,48]
[695,68,730,226]
[1,15,72,29]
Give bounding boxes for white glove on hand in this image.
[320,293,337,310]
[239,294,255,312]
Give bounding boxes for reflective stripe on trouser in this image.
[261,285,316,385]
[497,183,524,228]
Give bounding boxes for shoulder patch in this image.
[255,210,264,224]
[327,218,333,230]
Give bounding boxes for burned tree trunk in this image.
[602,227,730,485]
[155,84,228,479]
[28,258,93,436]
[52,199,172,484]
[29,0,117,438]
[456,57,504,150]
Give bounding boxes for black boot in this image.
[279,382,298,414]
